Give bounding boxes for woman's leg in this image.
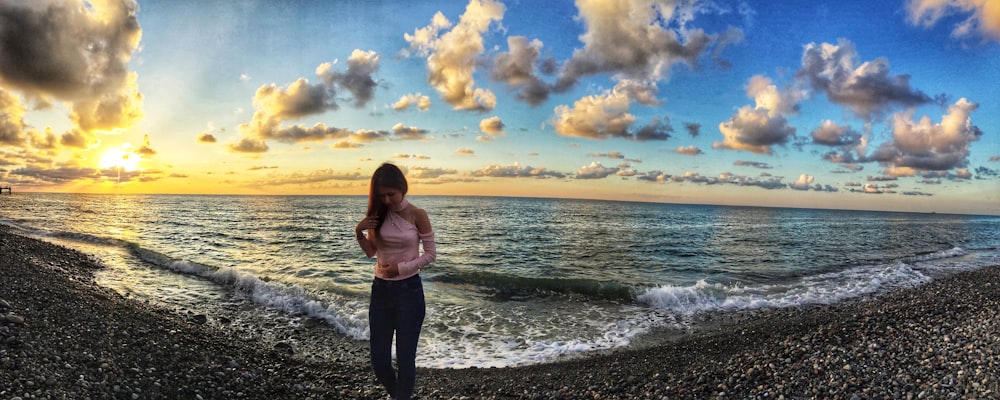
[393,277,426,400]
[369,280,397,397]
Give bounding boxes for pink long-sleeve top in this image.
[370,203,436,280]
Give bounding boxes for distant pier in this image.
[0,184,10,194]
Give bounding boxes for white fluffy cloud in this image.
[393,94,432,111]
[234,50,382,151]
[714,106,795,154]
[811,120,863,147]
[713,75,800,154]
[906,0,1000,42]
[882,98,983,172]
[555,0,741,91]
[404,0,505,111]
[477,116,505,141]
[473,162,565,178]
[575,161,619,179]
[552,80,669,141]
[798,40,931,119]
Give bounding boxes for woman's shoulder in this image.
[409,205,429,220]
[407,204,432,231]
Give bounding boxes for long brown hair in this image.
[366,163,408,242]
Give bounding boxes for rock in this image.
[4,314,25,325]
[0,298,11,309]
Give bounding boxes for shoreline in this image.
[3,227,999,399]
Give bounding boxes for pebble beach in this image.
[2,226,999,399]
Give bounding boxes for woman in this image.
[355,163,436,400]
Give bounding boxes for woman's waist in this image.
[375,251,418,264]
[373,273,420,285]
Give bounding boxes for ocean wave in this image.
[428,269,636,302]
[635,247,978,314]
[0,221,129,248]
[128,245,370,340]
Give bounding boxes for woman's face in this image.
[376,186,404,208]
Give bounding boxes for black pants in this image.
[369,275,426,400]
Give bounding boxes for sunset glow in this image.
[99,147,141,172]
[0,0,997,214]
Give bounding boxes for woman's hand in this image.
[377,262,400,278]
[356,215,378,235]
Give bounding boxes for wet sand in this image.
[2,226,998,399]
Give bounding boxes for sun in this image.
[98,148,141,172]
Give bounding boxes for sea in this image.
[1,193,998,368]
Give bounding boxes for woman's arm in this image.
[396,208,436,276]
[355,216,377,258]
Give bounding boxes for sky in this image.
[1,0,998,215]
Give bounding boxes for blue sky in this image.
[1,0,998,214]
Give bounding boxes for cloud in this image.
[0,88,26,146]
[0,0,144,133]
[905,0,1000,43]
[554,0,742,91]
[227,137,269,153]
[11,162,101,184]
[744,75,804,116]
[575,161,618,179]
[734,160,772,169]
[392,93,431,111]
[349,129,392,143]
[60,129,99,149]
[714,75,801,154]
[588,151,626,159]
[714,106,795,154]
[683,121,702,137]
[253,169,369,187]
[316,49,380,108]
[491,36,553,106]
[404,0,505,112]
[974,166,998,178]
[797,39,932,119]
[675,146,703,156]
[407,166,458,179]
[333,140,361,149]
[617,167,638,177]
[266,123,352,144]
[134,135,156,157]
[552,80,667,141]
[717,171,788,189]
[237,49,381,148]
[391,123,431,140]
[242,79,337,139]
[473,162,566,178]
[456,147,475,155]
[851,98,983,174]
[477,116,505,141]
[789,173,814,190]
[197,133,218,144]
[884,98,982,171]
[634,116,673,141]
[638,170,672,183]
[811,120,862,146]
[863,183,883,194]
